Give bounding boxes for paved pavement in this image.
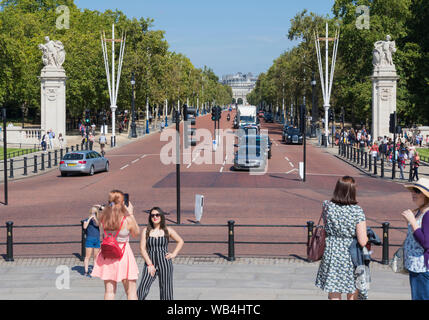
[0,257,411,300]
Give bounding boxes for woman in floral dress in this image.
[315,176,368,300]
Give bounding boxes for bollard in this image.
[66,147,69,154]
[357,149,360,165]
[76,144,79,151]
[380,157,384,178]
[54,150,58,166]
[23,157,28,176]
[6,222,14,262]
[307,221,314,246]
[71,145,74,152]
[365,152,368,169]
[382,222,390,265]
[361,150,364,167]
[9,159,14,179]
[353,148,356,163]
[369,154,372,172]
[60,148,64,160]
[81,220,86,262]
[41,153,45,171]
[48,151,52,169]
[374,157,377,175]
[227,220,236,262]
[33,155,38,173]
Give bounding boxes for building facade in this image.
[221,72,257,105]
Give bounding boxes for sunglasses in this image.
[150,213,161,218]
[412,188,422,194]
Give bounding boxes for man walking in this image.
[99,133,107,156]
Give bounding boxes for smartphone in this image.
[124,193,129,207]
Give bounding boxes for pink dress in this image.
[91,219,139,282]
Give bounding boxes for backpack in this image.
[100,217,126,260]
[99,136,107,144]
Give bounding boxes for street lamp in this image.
[311,72,317,138]
[130,72,137,138]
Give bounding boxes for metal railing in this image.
[1,220,406,264]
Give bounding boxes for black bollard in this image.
[33,155,38,173]
[374,157,377,175]
[369,154,372,172]
[381,157,384,178]
[54,150,58,166]
[9,159,14,179]
[23,157,28,176]
[382,222,390,265]
[48,152,52,169]
[6,221,14,262]
[227,220,236,262]
[365,152,368,169]
[41,153,45,171]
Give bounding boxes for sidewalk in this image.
[310,140,429,184]
[0,257,411,300]
[0,115,174,182]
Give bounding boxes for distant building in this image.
[221,72,257,105]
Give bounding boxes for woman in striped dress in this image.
[137,207,184,300]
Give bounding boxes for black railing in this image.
[1,220,406,264]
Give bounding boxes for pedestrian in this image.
[99,133,107,156]
[398,148,407,180]
[315,176,368,300]
[89,133,95,150]
[411,151,420,182]
[402,178,429,300]
[41,133,47,151]
[137,207,184,300]
[83,205,102,277]
[58,133,64,149]
[91,190,140,300]
[369,141,379,161]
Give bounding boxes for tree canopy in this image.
[248,0,429,128]
[0,0,232,122]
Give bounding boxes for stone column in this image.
[40,66,67,147]
[371,35,399,140]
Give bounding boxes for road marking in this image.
[140,154,147,159]
[120,164,129,170]
[220,167,224,173]
[285,169,298,174]
[132,159,140,164]
[289,162,294,168]
[285,156,289,161]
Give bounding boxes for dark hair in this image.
[331,176,358,206]
[146,207,169,241]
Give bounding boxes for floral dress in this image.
[315,200,366,294]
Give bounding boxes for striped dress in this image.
[137,236,174,300]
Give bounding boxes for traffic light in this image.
[215,106,222,121]
[211,107,217,121]
[184,106,197,148]
[85,109,90,125]
[389,112,396,134]
[328,109,334,122]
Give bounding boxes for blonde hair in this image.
[100,190,128,231]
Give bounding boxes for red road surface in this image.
[0,110,412,261]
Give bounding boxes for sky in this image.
[74,0,335,78]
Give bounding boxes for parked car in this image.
[59,151,109,177]
[284,127,303,145]
[237,134,272,159]
[233,145,268,171]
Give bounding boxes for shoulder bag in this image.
[307,210,326,262]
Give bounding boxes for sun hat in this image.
[404,177,429,199]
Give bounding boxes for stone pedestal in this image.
[371,65,399,140]
[40,66,67,147]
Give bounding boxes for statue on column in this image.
[372,35,396,68]
[38,36,66,69]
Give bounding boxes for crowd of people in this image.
[336,127,425,181]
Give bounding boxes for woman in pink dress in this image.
[91,190,140,300]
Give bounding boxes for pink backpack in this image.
[101,217,126,260]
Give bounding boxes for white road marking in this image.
[120,164,129,170]
[132,159,139,164]
[285,169,298,174]
[285,156,289,161]
[220,167,224,173]
[289,162,294,168]
[140,154,147,159]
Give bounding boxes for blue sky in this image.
[74,0,335,78]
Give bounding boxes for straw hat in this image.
[404,177,429,199]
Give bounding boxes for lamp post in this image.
[130,72,137,138]
[311,73,317,138]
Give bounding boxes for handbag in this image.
[307,210,326,262]
[390,247,408,274]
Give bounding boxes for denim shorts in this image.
[85,236,101,249]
